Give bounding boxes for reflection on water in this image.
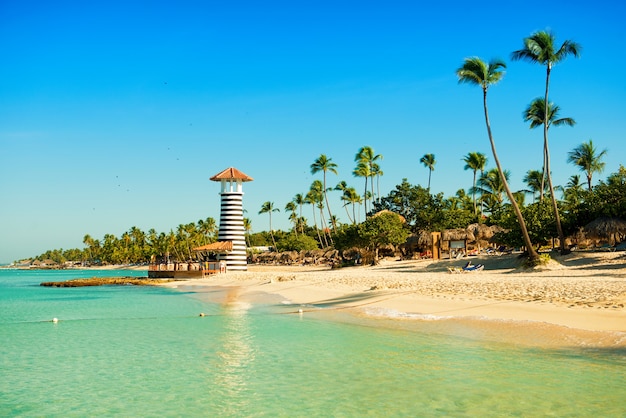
[213,300,256,414]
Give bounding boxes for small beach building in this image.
[210,167,253,271]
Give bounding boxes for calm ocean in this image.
[1,269,624,417]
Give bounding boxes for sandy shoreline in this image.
[160,251,626,347]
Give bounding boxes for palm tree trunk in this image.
[472,170,477,215]
[544,65,567,254]
[323,172,336,232]
[483,88,539,261]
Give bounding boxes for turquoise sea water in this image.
[1,269,625,417]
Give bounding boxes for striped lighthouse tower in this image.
[210,167,253,271]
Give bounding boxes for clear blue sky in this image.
[1,0,624,263]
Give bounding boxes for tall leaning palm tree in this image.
[311,154,338,231]
[420,153,436,190]
[462,151,487,215]
[512,30,581,254]
[456,56,538,261]
[523,97,576,200]
[567,139,607,191]
[259,201,279,250]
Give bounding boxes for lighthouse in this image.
[210,167,253,271]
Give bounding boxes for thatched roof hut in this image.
[442,228,475,242]
[467,223,504,240]
[583,217,626,244]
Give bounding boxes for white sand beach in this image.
[160,251,626,347]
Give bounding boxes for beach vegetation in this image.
[512,30,581,255]
[420,153,436,191]
[311,154,338,231]
[354,146,383,215]
[456,56,540,262]
[462,152,488,216]
[276,233,320,252]
[567,140,607,192]
[334,211,409,265]
[259,201,280,250]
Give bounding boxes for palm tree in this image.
[259,201,279,250]
[523,97,576,200]
[243,218,252,248]
[567,140,607,191]
[311,154,338,231]
[462,151,487,215]
[561,175,584,208]
[476,168,510,214]
[355,146,382,216]
[523,169,546,202]
[305,187,326,247]
[292,193,306,234]
[512,30,581,254]
[197,217,217,245]
[352,161,371,214]
[285,201,298,234]
[371,163,383,204]
[420,153,436,190]
[456,56,538,261]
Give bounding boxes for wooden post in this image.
[432,232,441,260]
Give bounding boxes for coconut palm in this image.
[285,201,298,234]
[310,154,338,231]
[561,175,585,208]
[259,201,279,250]
[512,30,581,254]
[306,182,329,247]
[352,161,370,214]
[243,218,252,248]
[456,56,538,261]
[523,97,576,200]
[420,153,436,190]
[523,169,547,202]
[462,151,488,215]
[355,146,382,216]
[567,140,607,191]
[476,168,510,213]
[372,164,383,204]
[340,186,361,224]
[292,193,306,233]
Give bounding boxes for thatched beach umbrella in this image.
[584,217,626,244]
[417,230,433,247]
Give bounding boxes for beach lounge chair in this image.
[463,261,484,272]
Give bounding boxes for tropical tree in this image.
[355,146,383,216]
[243,218,252,248]
[523,169,547,203]
[284,201,298,234]
[372,163,383,204]
[523,97,576,200]
[456,56,538,261]
[292,193,306,234]
[512,30,581,254]
[462,151,487,215]
[352,161,371,214]
[567,139,607,191]
[476,168,511,214]
[420,153,436,190]
[259,201,279,249]
[305,184,327,247]
[310,154,338,231]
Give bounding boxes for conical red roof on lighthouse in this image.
[210,167,253,182]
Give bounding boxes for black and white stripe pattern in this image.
[217,192,247,271]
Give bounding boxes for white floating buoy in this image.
[199,313,205,317]
[52,318,58,323]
